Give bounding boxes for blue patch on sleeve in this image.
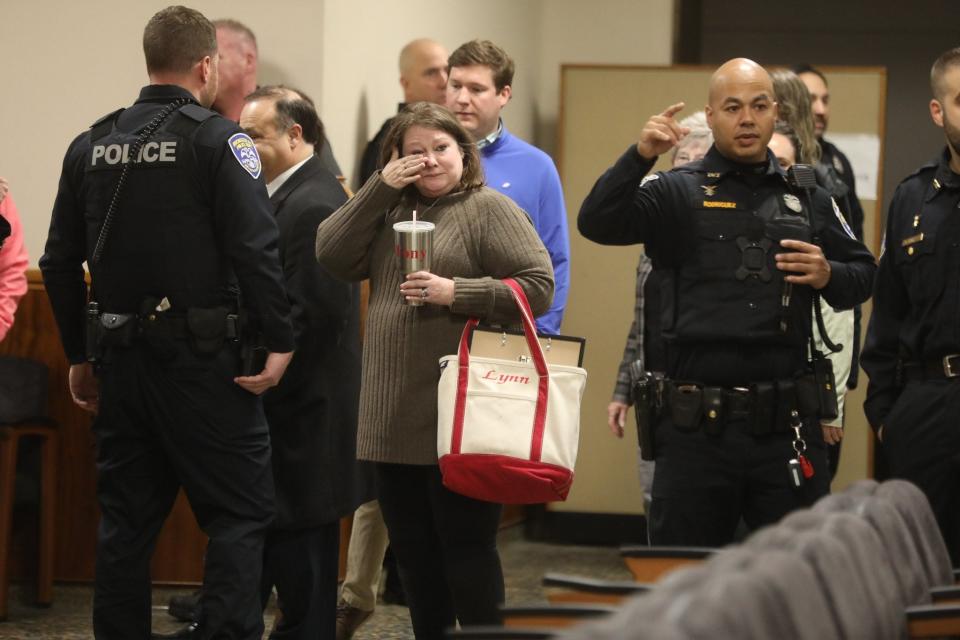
[228,133,261,179]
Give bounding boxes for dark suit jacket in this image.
[264,155,372,529]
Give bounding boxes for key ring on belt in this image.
[790,409,807,456]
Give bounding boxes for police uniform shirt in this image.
[41,84,294,363]
[578,144,876,386]
[861,147,960,428]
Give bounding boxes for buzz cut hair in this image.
[448,39,515,92]
[143,6,217,75]
[931,47,960,100]
[213,18,258,52]
[245,85,325,149]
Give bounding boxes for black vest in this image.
[83,103,236,313]
[660,170,814,347]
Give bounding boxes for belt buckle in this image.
[943,354,960,378]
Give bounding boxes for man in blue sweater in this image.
[447,40,570,334]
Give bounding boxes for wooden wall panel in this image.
[3,270,207,584]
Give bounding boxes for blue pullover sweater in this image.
[480,126,570,333]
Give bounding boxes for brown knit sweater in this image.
[315,175,554,464]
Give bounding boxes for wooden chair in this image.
[0,417,58,621]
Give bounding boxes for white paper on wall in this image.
[825,133,881,201]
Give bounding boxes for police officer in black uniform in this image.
[39,7,295,639]
[862,47,960,564]
[578,58,876,546]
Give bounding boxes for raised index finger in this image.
[661,102,686,119]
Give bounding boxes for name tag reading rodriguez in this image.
[702,201,737,209]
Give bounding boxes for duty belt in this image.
[903,355,960,382]
[660,376,819,436]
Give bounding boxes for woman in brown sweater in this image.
[315,103,553,638]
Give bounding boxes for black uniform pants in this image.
[376,463,504,640]
[91,342,274,640]
[260,521,339,640]
[881,380,960,564]
[648,413,829,546]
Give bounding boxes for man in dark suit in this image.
[239,85,368,639]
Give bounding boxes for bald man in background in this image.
[356,38,449,188]
[579,58,875,546]
[213,19,343,177]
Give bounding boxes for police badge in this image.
[228,133,262,179]
[783,194,802,213]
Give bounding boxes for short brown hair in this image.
[931,47,960,100]
[379,102,484,195]
[143,6,217,75]
[448,40,514,92]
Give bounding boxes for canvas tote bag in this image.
[437,278,587,503]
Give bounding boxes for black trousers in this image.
[92,342,274,640]
[260,521,340,640]
[881,380,960,564]
[649,413,829,546]
[376,463,504,640]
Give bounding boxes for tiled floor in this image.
[0,527,630,639]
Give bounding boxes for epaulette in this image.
[166,103,218,140]
[900,159,938,185]
[178,103,217,122]
[89,108,124,142]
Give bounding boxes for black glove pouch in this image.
[813,357,839,421]
[187,307,229,356]
[669,384,702,433]
[701,387,724,436]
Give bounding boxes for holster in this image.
[629,363,660,461]
[238,311,267,376]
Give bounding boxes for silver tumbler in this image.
[393,220,435,306]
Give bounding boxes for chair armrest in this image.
[446,627,557,640]
[499,604,616,629]
[542,572,649,605]
[618,545,714,582]
[906,603,960,638]
[930,586,960,604]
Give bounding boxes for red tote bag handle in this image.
[449,279,550,460]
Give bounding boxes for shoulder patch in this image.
[180,103,216,123]
[228,133,261,179]
[640,173,660,188]
[831,197,856,239]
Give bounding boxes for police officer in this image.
[862,47,960,564]
[39,6,294,639]
[578,58,876,546]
